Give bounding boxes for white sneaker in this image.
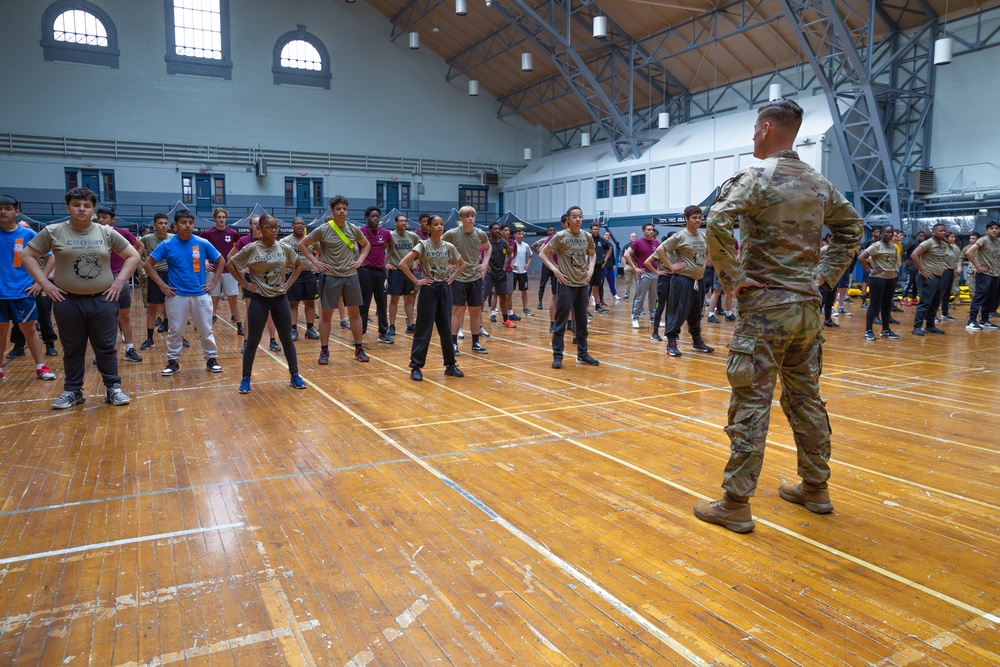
[457,328,465,339]
[613,295,621,300]
[479,326,490,338]
[631,318,640,329]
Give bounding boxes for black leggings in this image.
[243,294,297,378]
[821,285,836,320]
[865,276,897,331]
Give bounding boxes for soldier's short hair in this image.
[758,99,803,133]
[683,205,702,220]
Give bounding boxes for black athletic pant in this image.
[409,282,456,369]
[913,274,942,329]
[358,265,388,336]
[969,272,1000,323]
[538,265,555,303]
[902,265,919,299]
[665,274,703,342]
[820,285,836,321]
[551,284,589,359]
[651,274,672,335]
[243,294,297,378]
[53,293,120,392]
[940,269,955,316]
[865,276,896,331]
[10,293,56,346]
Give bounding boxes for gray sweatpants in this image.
[165,293,218,361]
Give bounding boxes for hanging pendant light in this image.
[408,32,420,50]
[658,112,669,129]
[456,0,467,16]
[581,132,591,147]
[523,148,532,160]
[769,83,783,100]
[521,53,533,71]
[593,16,607,39]
[469,80,479,96]
[934,37,953,65]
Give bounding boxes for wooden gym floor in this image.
[0,288,997,666]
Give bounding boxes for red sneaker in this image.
[36,365,56,381]
[502,319,517,328]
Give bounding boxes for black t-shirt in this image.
[488,238,508,281]
[592,235,609,268]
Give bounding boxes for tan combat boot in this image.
[778,481,834,514]
[693,492,755,533]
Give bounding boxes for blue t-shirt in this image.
[0,226,38,300]
[149,235,221,297]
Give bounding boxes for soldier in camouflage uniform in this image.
[693,99,863,533]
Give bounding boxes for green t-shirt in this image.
[305,221,362,277]
[388,230,421,267]
[29,222,132,294]
[443,226,489,283]
[544,229,595,287]
[916,237,949,277]
[413,239,461,282]
[659,229,707,280]
[973,235,1000,276]
[228,240,298,298]
[864,240,899,279]
[141,233,174,272]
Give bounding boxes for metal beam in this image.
[388,0,444,41]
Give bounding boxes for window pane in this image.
[53,9,109,47]
[280,40,322,71]
[173,0,223,60]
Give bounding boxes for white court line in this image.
[0,522,244,565]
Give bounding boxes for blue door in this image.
[385,183,399,210]
[81,169,100,198]
[195,175,212,214]
[295,179,311,215]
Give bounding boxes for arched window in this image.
[40,0,120,68]
[273,26,331,89]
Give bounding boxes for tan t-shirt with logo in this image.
[974,235,1000,277]
[443,227,489,283]
[659,229,707,280]
[305,221,362,277]
[228,241,298,298]
[413,239,461,282]
[388,230,421,267]
[917,237,949,277]
[864,240,899,279]
[544,229,595,287]
[280,232,317,272]
[29,222,132,294]
[141,233,174,272]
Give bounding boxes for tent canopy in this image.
[166,201,215,230]
[495,211,549,235]
[14,213,45,231]
[442,208,461,230]
[379,208,405,228]
[233,204,292,235]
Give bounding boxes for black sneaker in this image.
[269,339,281,351]
[724,313,737,322]
[162,359,181,376]
[157,322,169,334]
[206,358,223,372]
[537,301,544,310]
[666,341,682,357]
[864,330,876,341]
[236,323,245,336]
[551,357,562,369]
[45,344,59,356]
[6,345,25,359]
[291,329,298,342]
[241,341,247,354]
[378,334,394,344]
[982,321,1000,329]
[304,327,319,339]
[182,338,191,348]
[410,367,423,381]
[880,330,900,339]
[471,342,488,354]
[873,317,882,326]
[707,314,719,324]
[212,314,218,324]
[576,353,599,366]
[940,314,956,322]
[139,338,154,351]
[355,347,370,362]
[124,348,143,362]
[924,326,945,335]
[388,324,396,336]
[508,313,521,321]
[340,319,350,329]
[650,333,662,341]
[911,327,925,336]
[318,349,329,365]
[824,319,839,328]
[444,364,464,377]
[692,341,715,353]
[405,324,415,334]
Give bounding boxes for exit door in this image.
[295,179,311,215]
[81,170,100,197]
[385,183,399,210]
[195,175,212,214]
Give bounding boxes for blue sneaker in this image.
[289,374,307,390]
[238,377,251,394]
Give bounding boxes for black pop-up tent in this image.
[165,201,216,230]
[495,211,549,235]
[233,204,292,235]
[442,208,462,230]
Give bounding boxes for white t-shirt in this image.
[512,241,532,273]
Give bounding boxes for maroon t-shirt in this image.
[631,237,659,270]
[110,227,138,274]
[201,226,239,271]
[234,234,257,251]
[361,225,393,269]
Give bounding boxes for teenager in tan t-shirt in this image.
[23,187,141,409]
[858,224,901,339]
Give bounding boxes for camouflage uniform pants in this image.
[721,300,832,499]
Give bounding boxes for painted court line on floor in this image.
[0,522,244,565]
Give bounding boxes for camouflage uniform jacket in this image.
[706,149,862,311]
